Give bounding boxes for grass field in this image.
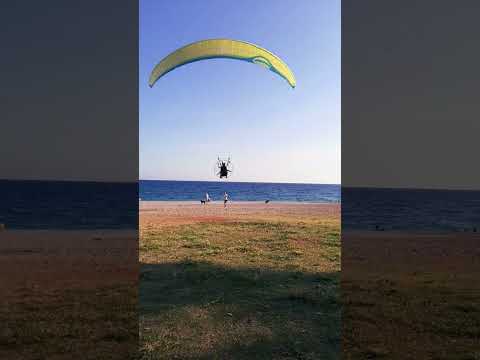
[139,209,340,359]
[0,285,137,360]
[342,232,480,360]
[0,230,138,359]
[343,274,480,360]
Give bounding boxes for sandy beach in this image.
[343,230,480,276]
[0,230,138,293]
[140,200,340,225]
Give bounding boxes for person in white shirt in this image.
[223,192,229,208]
[205,192,211,203]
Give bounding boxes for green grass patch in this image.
[140,218,340,359]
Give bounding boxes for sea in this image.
[139,180,340,203]
[2,180,479,232]
[342,187,480,233]
[0,180,337,230]
[0,180,138,230]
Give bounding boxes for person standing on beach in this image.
[223,192,229,208]
[205,192,211,203]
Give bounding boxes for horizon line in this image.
[342,185,480,192]
[0,178,137,184]
[140,178,340,186]
[2,178,477,191]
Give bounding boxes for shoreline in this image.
[139,200,340,204]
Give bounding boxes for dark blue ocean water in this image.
[139,180,340,203]
[342,187,480,232]
[3,180,478,232]
[0,180,138,230]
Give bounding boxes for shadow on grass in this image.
[139,261,340,360]
[342,232,480,360]
[0,284,138,360]
[342,275,480,360]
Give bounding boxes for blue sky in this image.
[140,0,340,184]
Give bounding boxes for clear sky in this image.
[140,0,340,184]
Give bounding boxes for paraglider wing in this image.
[149,39,296,88]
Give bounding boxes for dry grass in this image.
[0,230,138,359]
[140,213,340,359]
[343,275,480,360]
[0,285,137,360]
[342,232,480,360]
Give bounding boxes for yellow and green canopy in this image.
[149,39,296,88]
